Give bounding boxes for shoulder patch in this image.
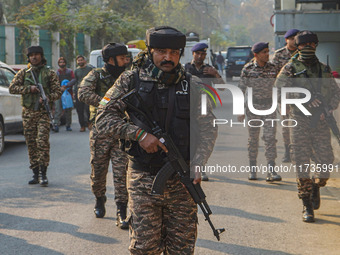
[99,96,111,106]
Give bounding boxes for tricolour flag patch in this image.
[99,96,111,106]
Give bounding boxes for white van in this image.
[89,48,142,68]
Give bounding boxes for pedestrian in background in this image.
[216,51,225,75]
[275,31,340,222]
[238,42,282,182]
[9,46,61,186]
[272,28,300,163]
[54,57,75,132]
[74,55,93,132]
[78,43,129,229]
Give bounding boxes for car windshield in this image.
[0,67,15,87]
[228,49,252,60]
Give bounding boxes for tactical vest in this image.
[290,57,333,115]
[22,66,52,109]
[125,71,192,171]
[89,68,116,122]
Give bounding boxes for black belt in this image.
[129,160,163,176]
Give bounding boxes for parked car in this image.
[225,46,253,81]
[0,61,23,155]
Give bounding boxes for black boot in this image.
[266,161,282,182]
[39,166,49,187]
[116,202,129,229]
[28,166,40,185]
[311,182,320,210]
[248,160,257,180]
[94,196,106,218]
[282,144,291,163]
[302,197,315,222]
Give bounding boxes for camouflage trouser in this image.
[89,129,128,204]
[127,163,197,255]
[291,114,333,198]
[22,108,50,169]
[246,109,277,162]
[54,99,72,127]
[281,114,290,146]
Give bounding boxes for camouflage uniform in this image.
[275,56,340,198]
[78,67,128,204]
[95,65,217,254]
[239,59,278,162]
[272,46,296,146]
[9,66,61,169]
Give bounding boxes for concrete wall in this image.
[274,11,340,70]
[5,25,15,65]
[1,24,91,69]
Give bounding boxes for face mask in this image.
[105,63,125,78]
[59,64,66,68]
[298,45,316,61]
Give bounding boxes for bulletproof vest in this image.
[22,66,52,109]
[125,71,191,170]
[89,68,116,122]
[290,57,333,115]
[57,68,73,84]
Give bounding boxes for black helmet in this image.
[27,46,44,57]
[146,26,186,50]
[102,43,128,63]
[295,31,319,46]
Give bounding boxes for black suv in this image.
[225,46,253,81]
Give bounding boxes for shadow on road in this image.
[1,177,93,208]
[0,233,63,255]
[0,213,118,244]
[201,205,285,223]
[197,238,295,255]
[209,175,298,193]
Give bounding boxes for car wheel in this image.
[0,121,4,155]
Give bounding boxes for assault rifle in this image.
[121,89,225,241]
[296,68,340,146]
[30,69,56,131]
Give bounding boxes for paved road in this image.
[1,81,340,254]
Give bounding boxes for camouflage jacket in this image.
[272,46,295,73]
[9,65,61,109]
[238,59,277,102]
[95,67,218,167]
[78,66,116,121]
[275,58,340,114]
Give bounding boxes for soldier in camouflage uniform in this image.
[184,42,224,181]
[275,31,340,222]
[272,29,299,162]
[78,43,129,229]
[95,26,217,254]
[238,42,282,182]
[9,46,61,186]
